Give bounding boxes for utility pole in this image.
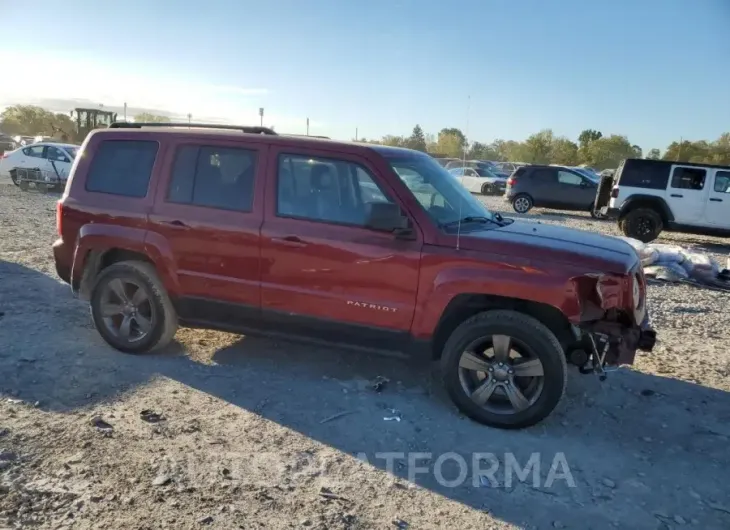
[187,113,192,125]
[677,136,682,161]
[306,117,309,136]
[259,108,264,127]
[123,102,127,121]
[355,128,358,141]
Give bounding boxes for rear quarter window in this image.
[84,140,159,197]
[618,160,669,190]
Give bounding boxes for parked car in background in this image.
[434,157,461,167]
[449,166,507,195]
[505,164,603,217]
[569,166,601,182]
[52,121,654,429]
[596,158,730,242]
[493,161,528,175]
[0,134,16,155]
[445,159,507,177]
[0,142,80,187]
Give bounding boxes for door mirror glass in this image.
[365,202,409,232]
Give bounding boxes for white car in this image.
[0,142,79,188]
[448,166,507,195]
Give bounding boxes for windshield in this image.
[384,152,495,226]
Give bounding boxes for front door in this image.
[666,165,708,225]
[148,138,267,326]
[556,170,596,209]
[45,146,73,181]
[259,147,423,351]
[704,169,730,228]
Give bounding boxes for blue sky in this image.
[2,0,728,151]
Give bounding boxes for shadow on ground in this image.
[1,260,728,529]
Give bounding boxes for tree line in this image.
[2,105,728,169]
[357,126,730,170]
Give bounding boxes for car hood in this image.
[460,219,638,273]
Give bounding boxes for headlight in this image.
[632,273,641,309]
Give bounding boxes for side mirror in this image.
[580,181,588,188]
[365,202,411,235]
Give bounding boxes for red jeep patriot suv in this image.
[53,122,656,429]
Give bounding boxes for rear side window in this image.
[671,167,706,190]
[85,140,158,197]
[167,145,257,212]
[618,160,669,190]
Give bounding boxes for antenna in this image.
[456,95,470,251]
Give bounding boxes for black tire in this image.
[511,194,533,214]
[9,169,19,187]
[621,208,663,243]
[18,179,29,191]
[589,207,606,219]
[441,310,567,429]
[481,183,491,195]
[36,182,48,193]
[90,260,178,353]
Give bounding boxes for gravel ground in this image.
[1,183,729,530]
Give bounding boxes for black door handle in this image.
[271,235,307,247]
[709,198,723,202]
[162,220,190,229]
[670,194,683,198]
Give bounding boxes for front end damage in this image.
[565,266,656,379]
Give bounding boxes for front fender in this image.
[411,265,581,339]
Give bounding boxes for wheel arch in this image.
[619,195,674,224]
[429,293,574,360]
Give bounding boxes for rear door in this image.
[704,169,730,228]
[148,138,267,326]
[526,167,559,206]
[666,165,708,224]
[18,144,49,172]
[259,146,423,350]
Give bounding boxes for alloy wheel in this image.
[513,197,530,213]
[457,334,545,415]
[98,278,154,343]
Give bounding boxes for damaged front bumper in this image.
[574,315,656,379]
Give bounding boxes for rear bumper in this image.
[53,238,72,285]
[602,206,620,220]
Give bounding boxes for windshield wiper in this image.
[440,216,496,228]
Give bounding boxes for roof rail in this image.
[108,122,278,135]
[285,133,331,139]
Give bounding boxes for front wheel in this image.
[90,261,178,353]
[9,170,19,187]
[441,310,567,429]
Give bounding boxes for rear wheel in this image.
[90,261,178,353]
[9,169,19,187]
[621,208,663,243]
[512,194,533,214]
[441,310,567,429]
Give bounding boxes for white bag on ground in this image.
[644,263,689,282]
[648,244,685,264]
[681,250,719,280]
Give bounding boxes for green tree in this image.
[578,129,603,147]
[582,135,636,169]
[646,148,661,160]
[434,128,467,158]
[663,140,711,163]
[0,105,75,138]
[551,137,580,165]
[380,135,407,147]
[134,113,171,123]
[406,124,427,151]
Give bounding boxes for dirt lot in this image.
[1,184,729,530]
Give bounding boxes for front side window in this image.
[671,167,706,190]
[558,171,584,186]
[277,154,395,226]
[47,146,69,162]
[381,151,496,227]
[167,145,257,212]
[714,170,730,193]
[85,140,158,197]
